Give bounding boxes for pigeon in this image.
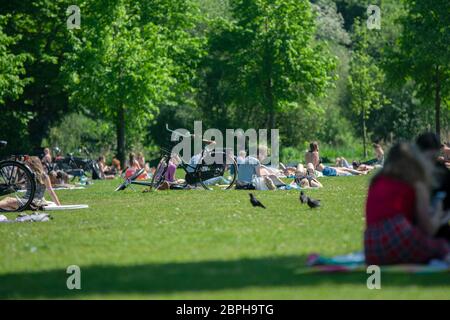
[307,196,321,209]
[249,193,266,209]
[300,191,308,204]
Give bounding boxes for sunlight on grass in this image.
[0,176,448,299]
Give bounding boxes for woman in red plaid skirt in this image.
[364,143,450,265]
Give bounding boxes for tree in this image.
[312,0,351,46]
[199,0,336,131]
[348,19,384,157]
[0,15,30,105]
[0,15,32,156]
[65,0,205,164]
[0,0,75,148]
[64,0,176,165]
[393,0,450,140]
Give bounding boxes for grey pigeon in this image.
[307,197,321,209]
[300,191,308,204]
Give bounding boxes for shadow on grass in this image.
[1,255,449,298]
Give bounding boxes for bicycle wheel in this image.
[148,156,169,191]
[115,168,146,191]
[198,151,237,190]
[0,160,36,212]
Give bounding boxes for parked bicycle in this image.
[52,147,101,180]
[0,141,36,212]
[116,125,238,191]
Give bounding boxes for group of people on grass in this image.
[1,131,450,266]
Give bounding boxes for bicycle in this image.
[0,141,36,212]
[52,147,101,181]
[115,125,238,191]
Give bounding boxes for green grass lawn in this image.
[0,175,449,299]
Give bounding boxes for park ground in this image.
[0,175,449,299]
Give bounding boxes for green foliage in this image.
[65,1,170,122]
[63,0,205,162]
[348,19,385,156]
[199,0,336,132]
[1,0,449,157]
[0,16,30,105]
[196,0,231,20]
[0,0,74,147]
[280,147,303,164]
[388,0,450,137]
[42,113,115,158]
[312,0,350,45]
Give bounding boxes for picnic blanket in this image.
[307,252,450,273]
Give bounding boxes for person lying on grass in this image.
[0,156,61,211]
[235,146,286,190]
[253,145,286,188]
[294,163,322,188]
[335,157,374,173]
[305,142,365,176]
[364,143,450,266]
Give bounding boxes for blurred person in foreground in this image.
[364,143,449,265]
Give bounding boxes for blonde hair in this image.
[26,156,46,185]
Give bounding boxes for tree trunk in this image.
[267,86,275,129]
[116,105,126,167]
[362,107,367,158]
[435,65,441,142]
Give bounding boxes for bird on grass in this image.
[249,193,266,209]
[299,191,321,209]
[307,196,321,209]
[300,191,308,204]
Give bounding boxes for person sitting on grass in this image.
[155,154,186,190]
[364,143,450,265]
[440,143,450,168]
[97,156,115,180]
[42,147,53,170]
[125,152,146,179]
[136,152,151,177]
[157,138,229,190]
[0,156,61,210]
[107,158,121,176]
[236,150,246,164]
[370,143,385,165]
